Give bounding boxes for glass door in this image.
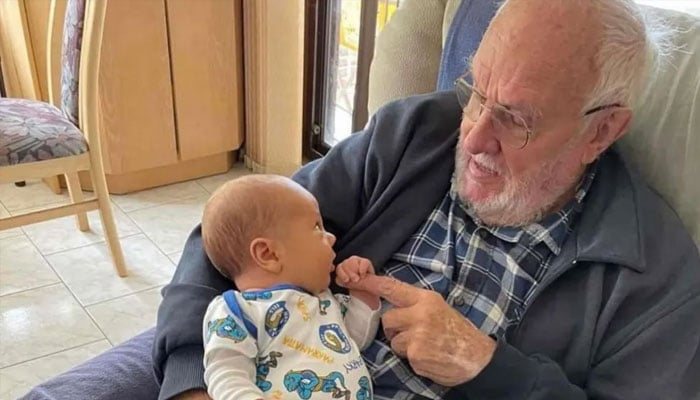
[304,0,400,158]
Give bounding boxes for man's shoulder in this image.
[588,149,700,286]
[366,91,462,164]
[622,153,698,266]
[371,91,462,138]
[374,90,460,115]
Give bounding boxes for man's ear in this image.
[250,237,283,274]
[580,107,632,164]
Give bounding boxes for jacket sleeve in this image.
[153,130,376,400]
[448,294,700,400]
[153,226,232,400]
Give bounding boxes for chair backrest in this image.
[59,0,86,127]
[617,7,700,247]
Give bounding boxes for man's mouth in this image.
[468,157,500,178]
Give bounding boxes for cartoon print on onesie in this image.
[318,299,331,315]
[319,323,352,354]
[284,369,351,400]
[255,351,283,392]
[205,316,247,343]
[296,296,312,321]
[242,290,273,301]
[356,376,371,400]
[265,301,290,337]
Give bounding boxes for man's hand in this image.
[354,275,497,386]
[335,256,381,309]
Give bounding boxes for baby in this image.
[201,174,380,400]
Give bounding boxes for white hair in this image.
[582,0,676,112]
[494,0,677,112]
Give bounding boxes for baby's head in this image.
[202,174,336,294]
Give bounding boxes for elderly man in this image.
[154,0,700,399]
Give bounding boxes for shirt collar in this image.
[450,161,599,255]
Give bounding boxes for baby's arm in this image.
[335,256,381,350]
[203,296,264,400]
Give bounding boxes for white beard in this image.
[454,135,584,227]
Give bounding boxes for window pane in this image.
[322,0,400,147]
[322,0,359,147]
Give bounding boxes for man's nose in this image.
[461,112,500,155]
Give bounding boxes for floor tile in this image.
[195,163,251,194]
[20,203,141,255]
[0,180,71,213]
[111,181,208,213]
[0,340,111,400]
[46,235,175,306]
[0,236,59,297]
[167,251,183,266]
[128,195,207,255]
[86,287,162,345]
[0,284,104,368]
[0,204,24,241]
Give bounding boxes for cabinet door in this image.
[98,0,178,174]
[0,0,40,99]
[166,0,244,161]
[23,0,51,101]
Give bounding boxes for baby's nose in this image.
[326,231,336,246]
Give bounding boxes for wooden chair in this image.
[0,0,127,277]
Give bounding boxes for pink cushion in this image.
[0,98,88,167]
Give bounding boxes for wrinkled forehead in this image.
[472,0,601,111]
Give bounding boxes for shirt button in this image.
[478,229,489,239]
[453,297,466,307]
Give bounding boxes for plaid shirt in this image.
[363,165,597,400]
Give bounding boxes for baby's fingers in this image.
[336,267,351,284]
[359,258,375,276]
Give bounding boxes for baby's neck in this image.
[234,273,303,293]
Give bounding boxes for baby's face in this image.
[276,191,336,294]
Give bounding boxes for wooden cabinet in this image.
[94,0,245,193]
[98,0,178,176]
[167,0,244,162]
[0,0,245,194]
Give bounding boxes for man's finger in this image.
[348,275,421,307]
[382,307,413,334]
[390,330,410,358]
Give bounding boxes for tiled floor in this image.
[0,163,250,399]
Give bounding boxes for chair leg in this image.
[43,176,63,194]
[65,172,90,231]
[89,168,127,277]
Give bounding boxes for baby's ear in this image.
[250,237,282,274]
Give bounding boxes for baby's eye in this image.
[314,223,323,231]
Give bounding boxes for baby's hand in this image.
[335,256,375,286]
[335,256,380,310]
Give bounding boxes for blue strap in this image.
[223,290,258,340]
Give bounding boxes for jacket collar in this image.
[571,147,645,272]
